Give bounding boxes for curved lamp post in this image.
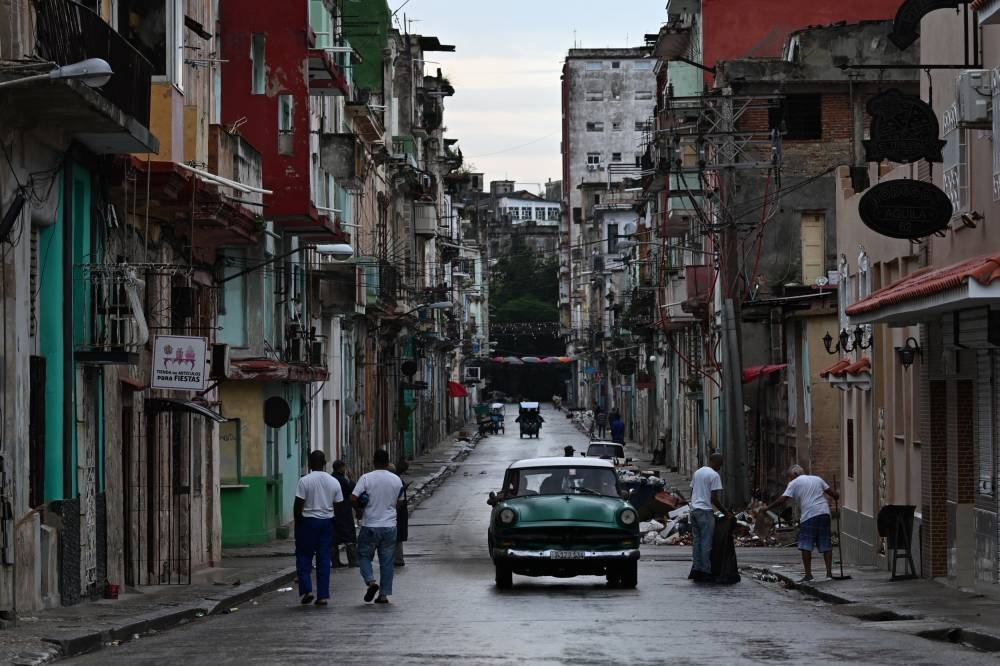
[0,58,113,89]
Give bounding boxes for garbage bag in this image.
[710,514,741,585]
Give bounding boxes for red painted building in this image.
[700,0,901,72]
[218,0,350,238]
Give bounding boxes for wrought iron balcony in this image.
[34,0,153,126]
[75,264,149,365]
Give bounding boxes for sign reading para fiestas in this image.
[151,335,208,391]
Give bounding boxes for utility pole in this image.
[717,89,749,506]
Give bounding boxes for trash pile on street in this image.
[621,471,797,548]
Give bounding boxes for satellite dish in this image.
[401,360,419,377]
[263,397,291,428]
[623,222,637,236]
[344,398,361,416]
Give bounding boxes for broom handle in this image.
[833,474,845,578]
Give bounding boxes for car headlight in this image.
[618,507,638,527]
[498,507,517,525]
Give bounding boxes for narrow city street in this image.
[63,408,993,666]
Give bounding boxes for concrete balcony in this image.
[14,0,158,154]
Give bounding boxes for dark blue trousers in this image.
[296,517,333,599]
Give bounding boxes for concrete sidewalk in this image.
[609,423,1000,657]
[0,429,481,665]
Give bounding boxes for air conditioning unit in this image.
[464,366,481,381]
[209,343,230,380]
[957,69,992,127]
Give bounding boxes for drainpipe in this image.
[62,160,73,498]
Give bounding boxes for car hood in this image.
[502,495,626,524]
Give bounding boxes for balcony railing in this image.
[34,0,153,125]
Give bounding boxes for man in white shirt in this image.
[767,464,840,582]
[294,450,343,606]
[351,449,403,604]
[688,453,729,582]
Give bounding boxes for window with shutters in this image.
[800,213,825,285]
[942,102,969,215]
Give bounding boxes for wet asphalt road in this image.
[66,408,998,665]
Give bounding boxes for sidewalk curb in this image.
[43,567,296,662]
[743,566,1000,652]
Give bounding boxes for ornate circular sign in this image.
[263,396,291,428]
[863,88,945,164]
[858,180,953,239]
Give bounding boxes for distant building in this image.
[560,47,655,407]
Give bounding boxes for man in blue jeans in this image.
[294,450,343,606]
[352,449,403,604]
[767,464,840,582]
[688,453,730,582]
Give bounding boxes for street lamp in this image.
[0,58,113,89]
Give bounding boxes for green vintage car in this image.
[487,457,640,589]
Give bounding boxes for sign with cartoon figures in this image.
[151,335,208,391]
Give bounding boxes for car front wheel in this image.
[618,560,638,589]
[495,562,513,589]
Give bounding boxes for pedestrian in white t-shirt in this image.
[351,449,403,604]
[293,450,343,606]
[688,453,730,582]
[767,464,840,582]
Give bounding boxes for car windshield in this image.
[587,444,624,459]
[502,466,619,497]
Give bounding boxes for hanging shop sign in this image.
[863,88,945,164]
[858,180,953,239]
[889,0,970,50]
[151,335,208,391]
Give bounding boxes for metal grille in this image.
[33,0,153,124]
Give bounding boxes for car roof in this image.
[509,457,615,470]
[588,441,623,448]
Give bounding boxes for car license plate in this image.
[550,550,584,560]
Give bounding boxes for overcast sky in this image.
[390,0,666,195]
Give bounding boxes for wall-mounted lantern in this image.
[895,337,921,369]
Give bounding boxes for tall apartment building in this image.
[560,48,655,408]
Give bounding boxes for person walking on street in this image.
[330,460,357,568]
[593,409,608,439]
[294,450,343,606]
[352,449,403,604]
[610,415,625,445]
[689,453,728,583]
[767,464,840,582]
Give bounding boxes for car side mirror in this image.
[487,491,498,507]
[620,489,631,501]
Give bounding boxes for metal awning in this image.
[145,398,228,423]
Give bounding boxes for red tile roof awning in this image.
[820,359,852,379]
[846,253,1000,324]
[821,357,871,379]
[447,380,469,398]
[742,364,787,384]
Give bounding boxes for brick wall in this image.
[922,380,948,577]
